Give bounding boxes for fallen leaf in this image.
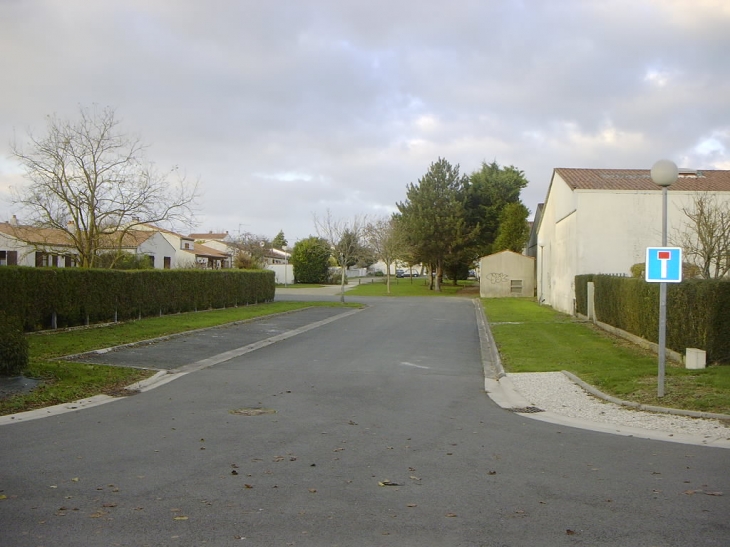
[102,503,117,508]
[406,504,417,508]
[409,476,421,481]
[488,471,497,475]
[0,495,7,500]
[173,516,189,521]
[445,513,457,518]
[566,529,576,535]
[308,488,317,493]
[705,491,723,496]
[244,484,253,489]
[378,480,401,487]
[71,478,79,482]
[231,470,239,475]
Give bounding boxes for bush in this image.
[291,237,331,283]
[0,311,29,376]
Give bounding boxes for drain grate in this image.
[506,406,545,414]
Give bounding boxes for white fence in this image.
[266,264,294,285]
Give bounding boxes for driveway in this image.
[0,297,728,546]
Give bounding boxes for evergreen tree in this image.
[493,202,530,253]
[272,230,288,249]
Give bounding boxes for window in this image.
[510,279,523,295]
[164,256,171,269]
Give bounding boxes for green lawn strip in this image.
[483,298,730,415]
[348,278,478,297]
[2,301,359,416]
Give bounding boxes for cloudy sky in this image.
[1,0,728,243]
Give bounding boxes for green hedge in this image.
[0,267,275,331]
[575,274,730,364]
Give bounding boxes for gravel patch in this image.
[507,372,730,439]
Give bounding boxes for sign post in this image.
[645,247,682,397]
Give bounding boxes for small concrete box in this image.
[685,348,706,370]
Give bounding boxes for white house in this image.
[534,168,730,314]
[479,250,535,298]
[0,216,78,267]
[138,224,231,268]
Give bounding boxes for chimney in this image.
[9,215,18,226]
[67,219,75,231]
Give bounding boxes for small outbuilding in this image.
[479,250,535,298]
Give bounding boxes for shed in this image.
[479,250,535,298]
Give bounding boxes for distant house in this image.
[0,216,78,267]
[479,250,535,298]
[533,168,730,314]
[138,224,231,269]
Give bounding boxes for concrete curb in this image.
[561,370,730,422]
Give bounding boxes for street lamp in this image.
[650,159,678,398]
[282,245,289,288]
[538,238,545,303]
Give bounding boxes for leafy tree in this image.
[493,202,530,253]
[313,210,366,302]
[396,158,473,291]
[272,230,288,249]
[10,105,198,267]
[291,236,331,283]
[464,161,529,258]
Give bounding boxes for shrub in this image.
[291,237,331,283]
[0,311,29,376]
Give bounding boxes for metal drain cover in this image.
[507,406,545,414]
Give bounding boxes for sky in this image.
[1,0,728,244]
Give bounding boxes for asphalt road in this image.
[1,296,728,546]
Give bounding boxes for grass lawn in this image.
[348,277,479,297]
[1,301,360,416]
[482,297,730,415]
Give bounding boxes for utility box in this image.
[685,348,706,370]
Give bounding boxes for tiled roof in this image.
[189,232,228,240]
[182,242,230,259]
[554,168,730,192]
[0,222,155,249]
[0,222,74,246]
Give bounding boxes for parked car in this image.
[396,269,405,278]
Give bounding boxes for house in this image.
[0,216,78,267]
[534,168,730,314]
[137,224,231,269]
[479,250,535,298]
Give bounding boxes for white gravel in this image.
[507,371,730,440]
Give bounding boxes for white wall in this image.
[479,251,535,298]
[538,173,730,314]
[267,263,294,284]
[137,232,177,269]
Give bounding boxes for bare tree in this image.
[364,216,404,294]
[231,232,271,269]
[313,209,366,302]
[672,193,730,279]
[10,105,199,267]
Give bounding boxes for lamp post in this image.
[282,245,289,288]
[538,239,545,303]
[650,159,678,398]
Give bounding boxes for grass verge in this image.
[348,278,479,297]
[1,301,360,416]
[482,297,730,415]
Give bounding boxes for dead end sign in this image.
[645,247,683,283]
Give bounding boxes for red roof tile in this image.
[554,168,730,192]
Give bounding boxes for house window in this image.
[35,252,49,267]
[510,279,523,295]
[164,256,171,269]
[51,254,59,267]
[64,255,75,268]
[0,251,14,266]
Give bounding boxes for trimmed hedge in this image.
[0,267,275,331]
[0,311,28,375]
[575,274,730,364]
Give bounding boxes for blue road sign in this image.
[645,247,682,283]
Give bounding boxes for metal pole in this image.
[657,186,668,398]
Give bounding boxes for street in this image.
[1,296,728,546]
